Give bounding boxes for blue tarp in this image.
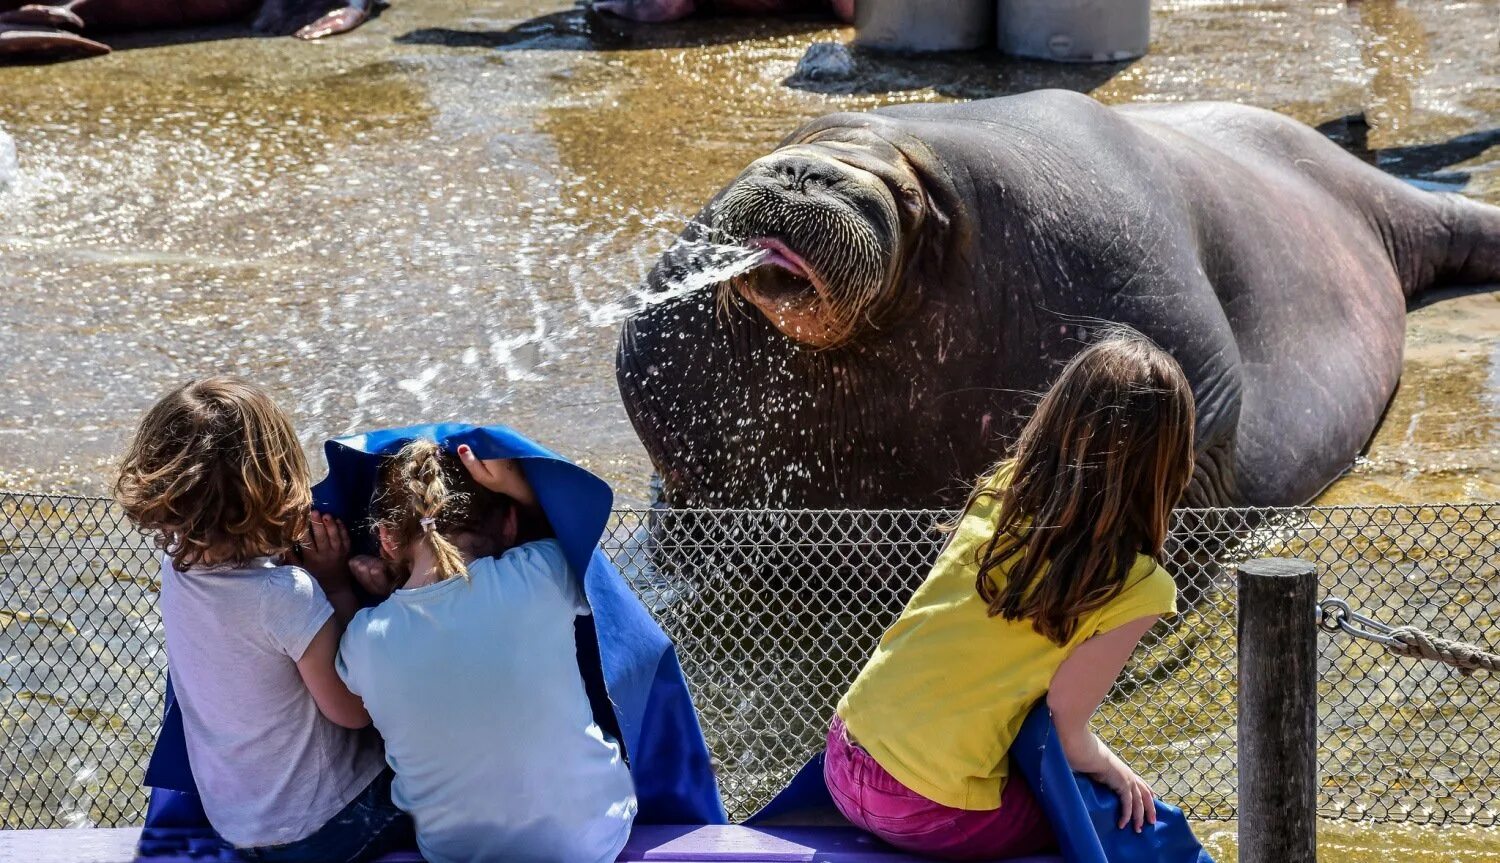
[140,424,726,855]
[750,702,1213,863]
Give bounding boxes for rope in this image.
[1387,626,1500,675]
[1318,597,1499,676]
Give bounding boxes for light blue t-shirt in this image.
[337,540,637,863]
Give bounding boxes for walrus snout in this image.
[711,148,902,348]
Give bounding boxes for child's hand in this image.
[349,554,400,598]
[457,445,537,507]
[292,511,352,593]
[1097,759,1157,833]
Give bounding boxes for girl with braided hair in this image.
[334,440,637,863]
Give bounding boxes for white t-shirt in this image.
[337,540,637,863]
[158,556,387,848]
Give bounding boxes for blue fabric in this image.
[1009,705,1213,863]
[141,424,726,856]
[751,703,1213,863]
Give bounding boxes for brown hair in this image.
[371,440,510,584]
[964,328,1196,645]
[115,378,311,570]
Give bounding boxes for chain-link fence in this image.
[2,494,1496,830]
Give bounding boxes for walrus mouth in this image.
[729,238,845,348]
[709,146,907,348]
[749,238,824,296]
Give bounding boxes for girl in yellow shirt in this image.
[828,330,1196,860]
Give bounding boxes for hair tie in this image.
[419,517,437,533]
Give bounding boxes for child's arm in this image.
[457,444,540,514]
[296,621,371,729]
[1047,615,1161,833]
[288,513,370,728]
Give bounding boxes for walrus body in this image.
[617,91,1500,509]
[0,0,368,61]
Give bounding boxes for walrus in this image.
[592,0,853,25]
[616,90,1500,510]
[0,0,370,61]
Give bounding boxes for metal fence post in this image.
[1238,557,1318,863]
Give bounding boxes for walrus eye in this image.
[894,182,924,220]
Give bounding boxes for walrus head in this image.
[707,127,942,349]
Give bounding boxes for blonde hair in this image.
[959,328,1196,645]
[115,378,311,570]
[371,441,508,584]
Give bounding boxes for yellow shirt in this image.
[836,467,1178,811]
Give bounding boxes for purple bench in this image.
[0,826,1066,862]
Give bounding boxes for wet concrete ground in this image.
[0,0,1497,504]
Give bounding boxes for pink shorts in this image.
[823,716,1055,861]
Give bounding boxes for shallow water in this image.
[0,0,1496,503]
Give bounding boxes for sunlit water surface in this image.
[0,0,1496,503]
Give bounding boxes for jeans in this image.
[823,716,1054,861]
[239,770,414,863]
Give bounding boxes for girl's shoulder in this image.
[473,539,588,612]
[261,561,318,590]
[1063,559,1175,645]
[481,538,567,573]
[257,563,330,610]
[468,539,571,589]
[1090,556,1177,637]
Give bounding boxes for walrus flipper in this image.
[1436,192,1500,289]
[0,3,84,29]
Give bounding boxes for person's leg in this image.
[238,770,414,863]
[920,767,1056,860]
[823,720,1054,862]
[822,716,875,833]
[823,718,971,857]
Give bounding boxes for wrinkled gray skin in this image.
[617,91,1500,509]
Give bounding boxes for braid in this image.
[372,441,513,586]
[397,441,470,582]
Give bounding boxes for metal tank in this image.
[853,0,994,52]
[997,0,1151,62]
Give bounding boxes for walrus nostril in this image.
[765,156,844,193]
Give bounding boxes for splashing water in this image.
[615,226,769,317]
[380,213,765,400]
[0,127,18,195]
[289,203,771,458]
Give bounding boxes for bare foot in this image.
[294,4,368,39]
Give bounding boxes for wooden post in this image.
[1238,558,1319,863]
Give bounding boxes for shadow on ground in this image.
[397,5,832,52]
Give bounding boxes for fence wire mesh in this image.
[1,494,1496,830]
